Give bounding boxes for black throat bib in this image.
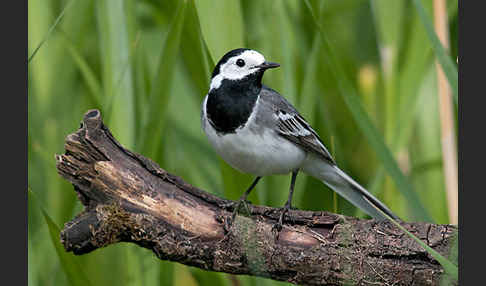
[206,74,262,134]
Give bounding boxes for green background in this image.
[28,0,458,285]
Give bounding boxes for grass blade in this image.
[61,34,103,109]
[139,0,187,159]
[412,0,458,105]
[96,0,136,148]
[29,188,92,286]
[194,0,245,62]
[28,0,76,64]
[179,0,213,98]
[368,1,439,219]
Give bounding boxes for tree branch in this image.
[56,109,457,285]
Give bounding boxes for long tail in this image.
[302,155,399,221]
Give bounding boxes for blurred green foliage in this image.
[28,0,458,285]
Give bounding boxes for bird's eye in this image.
[236,59,245,67]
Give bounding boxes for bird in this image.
[201,48,398,230]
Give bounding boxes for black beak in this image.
[256,61,280,70]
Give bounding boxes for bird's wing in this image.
[258,85,335,164]
[275,110,336,164]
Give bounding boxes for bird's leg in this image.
[273,170,299,233]
[224,176,261,231]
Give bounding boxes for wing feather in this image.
[276,111,336,164]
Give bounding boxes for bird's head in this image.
[209,48,280,91]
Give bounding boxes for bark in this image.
[56,109,457,286]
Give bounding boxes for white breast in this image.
[202,95,306,176]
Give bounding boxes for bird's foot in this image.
[271,205,293,235]
[223,199,252,232]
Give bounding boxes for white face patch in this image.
[210,50,266,91]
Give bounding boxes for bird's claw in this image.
[233,199,252,215]
[272,206,291,236]
[223,199,252,233]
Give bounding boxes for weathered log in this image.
[56,109,457,285]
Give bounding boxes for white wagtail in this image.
[201,48,398,229]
